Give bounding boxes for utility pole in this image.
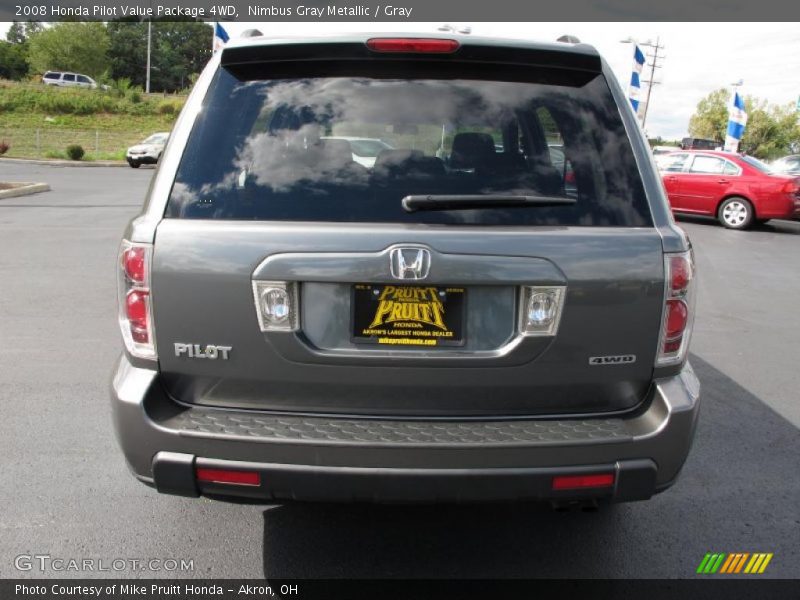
[640,37,665,129]
[146,19,151,94]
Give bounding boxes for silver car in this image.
[111,34,700,506]
[126,132,169,168]
[42,71,98,89]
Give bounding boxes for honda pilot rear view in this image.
[111,34,700,504]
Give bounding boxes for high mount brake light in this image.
[118,240,156,360]
[657,252,696,366]
[366,38,460,54]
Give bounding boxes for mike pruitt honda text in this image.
[16,584,288,596]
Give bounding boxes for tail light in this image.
[781,180,799,194]
[366,38,460,54]
[656,251,696,366]
[118,240,156,359]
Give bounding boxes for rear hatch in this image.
[151,38,664,417]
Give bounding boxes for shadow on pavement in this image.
[261,355,800,578]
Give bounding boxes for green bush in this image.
[0,80,186,117]
[157,100,177,115]
[66,144,85,160]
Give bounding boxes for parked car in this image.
[658,150,800,228]
[42,71,98,89]
[679,137,720,151]
[770,154,800,176]
[652,145,677,156]
[112,34,700,507]
[321,136,393,168]
[126,132,169,168]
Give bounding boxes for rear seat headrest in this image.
[450,132,496,169]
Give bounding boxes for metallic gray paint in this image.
[110,354,700,500]
[112,34,698,502]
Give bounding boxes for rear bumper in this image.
[110,355,700,503]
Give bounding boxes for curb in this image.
[0,157,128,168]
[0,182,51,199]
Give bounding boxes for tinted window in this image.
[43,72,60,80]
[166,65,651,227]
[658,153,689,172]
[77,75,91,84]
[63,74,75,82]
[143,134,168,144]
[740,155,773,173]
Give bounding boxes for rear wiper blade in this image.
[402,194,576,212]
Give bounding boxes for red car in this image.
[658,150,800,229]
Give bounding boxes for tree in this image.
[687,88,729,142]
[6,20,43,45]
[107,19,212,92]
[688,89,800,159]
[27,22,110,78]
[0,41,29,79]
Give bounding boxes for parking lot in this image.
[0,162,798,579]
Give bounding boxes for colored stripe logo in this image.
[696,552,773,574]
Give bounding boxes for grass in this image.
[0,79,185,160]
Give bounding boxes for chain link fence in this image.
[0,127,151,160]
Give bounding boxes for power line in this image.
[640,37,665,129]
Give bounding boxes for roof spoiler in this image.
[221,39,601,73]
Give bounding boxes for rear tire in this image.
[718,196,753,230]
[128,161,140,169]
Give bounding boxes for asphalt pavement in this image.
[0,162,798,579]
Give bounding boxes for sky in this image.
[3,21,799,139]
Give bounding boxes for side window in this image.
[536,107,573,191]
[689,155,725,174]
[722,161,739,175]
[63,74,76,82]
[77,75,91,84]
[44,72,59,80]
[660,153,689,172]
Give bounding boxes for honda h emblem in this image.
[390,247,431,280]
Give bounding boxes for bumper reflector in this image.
[196,468,261,486]
[552,473,615,491]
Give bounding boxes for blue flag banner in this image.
[213,22,230,54]
[628,44,646,116]
[724,92,747,153]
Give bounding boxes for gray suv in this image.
[111,34,700,505]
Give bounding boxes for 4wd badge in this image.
[589,355,637,365]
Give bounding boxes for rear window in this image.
[739,155,773,173]
[166,63,651,226]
